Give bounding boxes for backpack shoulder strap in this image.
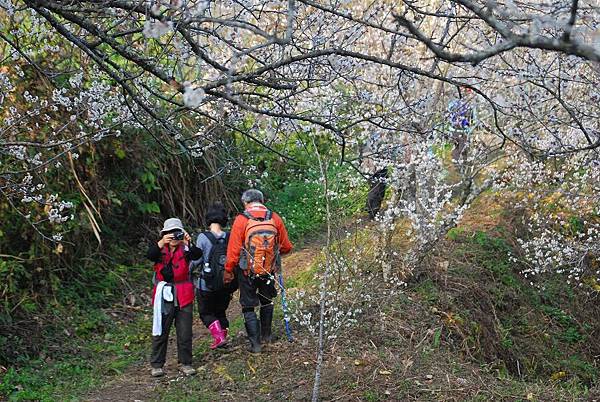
[203,231,217,245]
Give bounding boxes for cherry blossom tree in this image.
[2,1,599,399]
[1,0,598,296]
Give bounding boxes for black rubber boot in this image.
[243,311,262,353]
[260,304,274,344]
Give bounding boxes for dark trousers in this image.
[451,131,468,164]
[150,303,193,368]
[237,267,277,311]
[196,289,232,328]
[366,168,388,219]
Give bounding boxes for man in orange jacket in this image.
[224,189,293,353]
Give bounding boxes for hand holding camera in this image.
[157,230,190,248]
[158,233,172,248]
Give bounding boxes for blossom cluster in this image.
[498,150,600,290]
[290,245,406,342]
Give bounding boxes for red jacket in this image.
[151,244,195,308]
[225,203,293,273]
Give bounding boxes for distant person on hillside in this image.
[361,132,392,220]
[223,189,293,353]
[448,88,476,165]
[190,203,237,350]
[366,166,388,220]
[147,218,202,377]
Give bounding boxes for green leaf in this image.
[114,148,126,159]
[138,202,161,214]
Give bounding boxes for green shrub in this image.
[267,164,366,242]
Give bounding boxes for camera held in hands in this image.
[171,230,185,241]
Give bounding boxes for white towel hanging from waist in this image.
[152,281,167,336]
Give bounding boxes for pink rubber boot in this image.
[208,321,226,349]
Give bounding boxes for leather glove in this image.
[223,270,234,284]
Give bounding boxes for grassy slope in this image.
[2,196,599,401]
[0,311,150,401]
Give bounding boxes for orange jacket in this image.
[225,203,293,273]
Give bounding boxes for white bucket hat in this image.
[161,217,184,234]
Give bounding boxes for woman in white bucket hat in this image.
[147,217,202,377]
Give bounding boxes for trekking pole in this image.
[278,272,293,342]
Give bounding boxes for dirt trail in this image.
[84,246,319,402]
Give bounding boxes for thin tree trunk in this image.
[311,138,332,402]
[380,186,399,282]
